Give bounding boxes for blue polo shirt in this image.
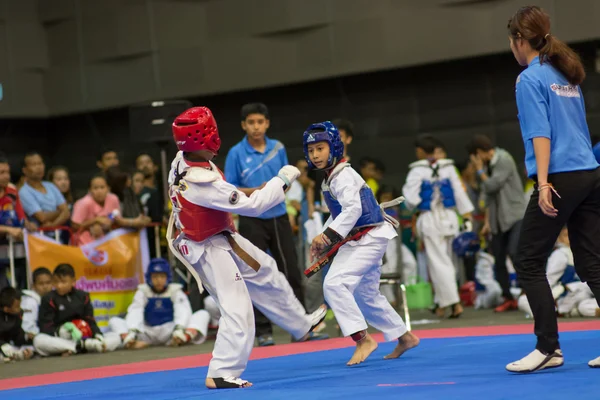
[516,56,598,178]
[224,136,288,219]
[593,142,600,164]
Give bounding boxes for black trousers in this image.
[516,168,600,354]
[238,214,304,337]
[491,220,522,300]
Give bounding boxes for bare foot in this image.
[450,303,463,318]
[384,331,420,360]
[61,351,74,357]
[347,333,378,366]
[435,307,446,318]
[205,377,253,389]
[130,340,150,350]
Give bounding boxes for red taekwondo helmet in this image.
[172,106,221,154]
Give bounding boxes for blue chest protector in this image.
[145,297,175,327]
[322,166,384,231]
[560,265,579,286]
[418,178,456,211]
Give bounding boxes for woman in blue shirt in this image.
[506,6,600,373]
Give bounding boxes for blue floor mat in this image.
[3,330,599,400]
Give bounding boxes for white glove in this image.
[277,166,300,188]
[123,330,137,347]
[94,334,104,342]
[1,343,14,359]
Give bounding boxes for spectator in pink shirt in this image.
[71,175,120,245]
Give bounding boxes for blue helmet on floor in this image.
[302,121,345,170]
[452,231,481,257]
[145,258,172,287]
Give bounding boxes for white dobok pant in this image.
[33,331,121,356]
[178,233,313,379]
[323,234,408,341]
[108,309,210,346]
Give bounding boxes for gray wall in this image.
[3,42,600,197]
[1,0,600,117]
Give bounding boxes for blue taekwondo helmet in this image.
[302,121,345,170]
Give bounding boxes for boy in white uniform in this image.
[20,267,53,338]
[517,227,596,319]
[402,134,474,318]
[304,121,419,366]
[109,258,210,348]
[167,107,326,389]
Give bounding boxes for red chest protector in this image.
[172,163,236,243]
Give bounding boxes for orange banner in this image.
[25,229,149,330]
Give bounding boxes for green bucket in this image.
[405,277,434,310]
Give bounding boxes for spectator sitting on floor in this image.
[0,287,34,362]
[34,264,122,356]
[96,149,119,173]
[108,258,210,349]
[18,152,70,232]
[20,267,53,338]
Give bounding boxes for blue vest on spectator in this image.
[560,265,579,286]
[0,209,20,227]
[418,178,456,211]
[144,297,174,327]
[322,165,384,231]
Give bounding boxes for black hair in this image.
[377,184,399,203]
[0,151,8,165]
[414,134,439,155]
[33,267,52,283]
[97,148,117,162]
[53,263,76,278]
[591,135,600,147]
[89,173,108,188]
[22,151,42,169]
[359,157,375,169]
[332,119,354,138]
[241,103,269,121]
[104,166,129,201]
[0,286,20,308]
[466,134,494,155]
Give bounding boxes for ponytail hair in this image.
[508,6,585,86]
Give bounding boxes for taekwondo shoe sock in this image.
[506,349,564,373]
[589,356,600,368]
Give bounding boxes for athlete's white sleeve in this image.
[327,169,363,238]
[125,289,148,331]
[168,152,185,186]
[546,248,569,288]
[20,296,39,335]
[448,166,474,216]
[181,176,286,218]
[173,289,193,328]
[402,168,423,211]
